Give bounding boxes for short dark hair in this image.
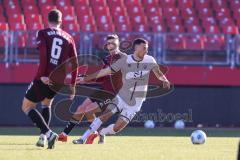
[106,34,119,40]
[133,38,148,49]
[48,9,62,24]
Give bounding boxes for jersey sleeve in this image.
[36,30,47,76]
[150,56,158,70]
[110,56,126,73]
[69,39,78,85]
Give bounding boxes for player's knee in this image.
[21,98,35,113]
[113,125,122,133]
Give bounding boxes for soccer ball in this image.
[174,120,185,129]
[144,120,155,129]
[191,130,207,144]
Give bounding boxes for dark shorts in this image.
[89,97,113,112]
[25,79,57,103]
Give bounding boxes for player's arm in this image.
[80,56,124,83]
[152,65,170,89]
[69,40,79,99]
[83,67,112,82]
[37,31,48,81]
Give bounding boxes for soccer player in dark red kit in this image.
[21,9,78,149]
[58,34,125,144]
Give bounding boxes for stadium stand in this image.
[0,0,239,65]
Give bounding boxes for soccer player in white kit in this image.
[73,38,170,144]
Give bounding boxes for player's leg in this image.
[59,98,100,142]
[23,80,58,149]
[41,98,53,126]
[72,103,117,144]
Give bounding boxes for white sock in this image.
[99,124,116,135]
[45,130,52,139]
[81,118,103,141]
[40,133,46,139]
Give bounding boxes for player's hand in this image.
[76,76,85,84]
[162,80,171,89]
[40,77,52,85]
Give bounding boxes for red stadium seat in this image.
[108,0,124,6]
[160,0,176,7]
[133,24,149,32]
[166,16,182,26]
[187,25,203,33]
[194,0,210,8]
[215,8,231,20]
[142,0,159,7]
[204,35,225,51]
[0,23,9,31]
[80,23,97,32]
[115,23,132,32]
[163,8,179,17]
[184,17,199,26]
[114,15,130,25]
[127,6,145,17]
[5,5,21,15]
[25,14,42,24]
[75,6,92,16]
[185,35,204,50]
[221,25,239,35]
[73,0,89,6]
[110,6,127,17]
[131,15,147,26]
[169,24,185,33]
[21,0,36,5]
[8,14,25,24]
[38,0,54,6]
[198,8,213,17]
[10,23,26,31]
[92,6,110,15]
[78,15,95,26]
[27,23,44,31]
[201,17,217,26]
[151,24,166,32]
[230,0,240,10]
[204,25,220,34]
[166,35,185,50]
[148,16,164,26]
[145,6,162,17]
[218,18,235,26]
[98,23,115,32]
[178,0,193,8]
[0,14,7,22]
[90,0,107,6]
[63,23,80,32]
[211,0,227,11]
[58,6,75,16]
[56,0,72,7]
[23,5,39,14]
[181,8,197,17]
[125,0,141,7]
[3,0,19,7]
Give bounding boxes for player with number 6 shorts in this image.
[21,9,78,149]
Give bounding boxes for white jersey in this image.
[110,54,158,106]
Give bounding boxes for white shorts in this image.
[111,95,144,122]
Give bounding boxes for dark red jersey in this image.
[97,52,126,94]
[35,27,78,84]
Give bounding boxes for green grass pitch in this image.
[0,127,239,160]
